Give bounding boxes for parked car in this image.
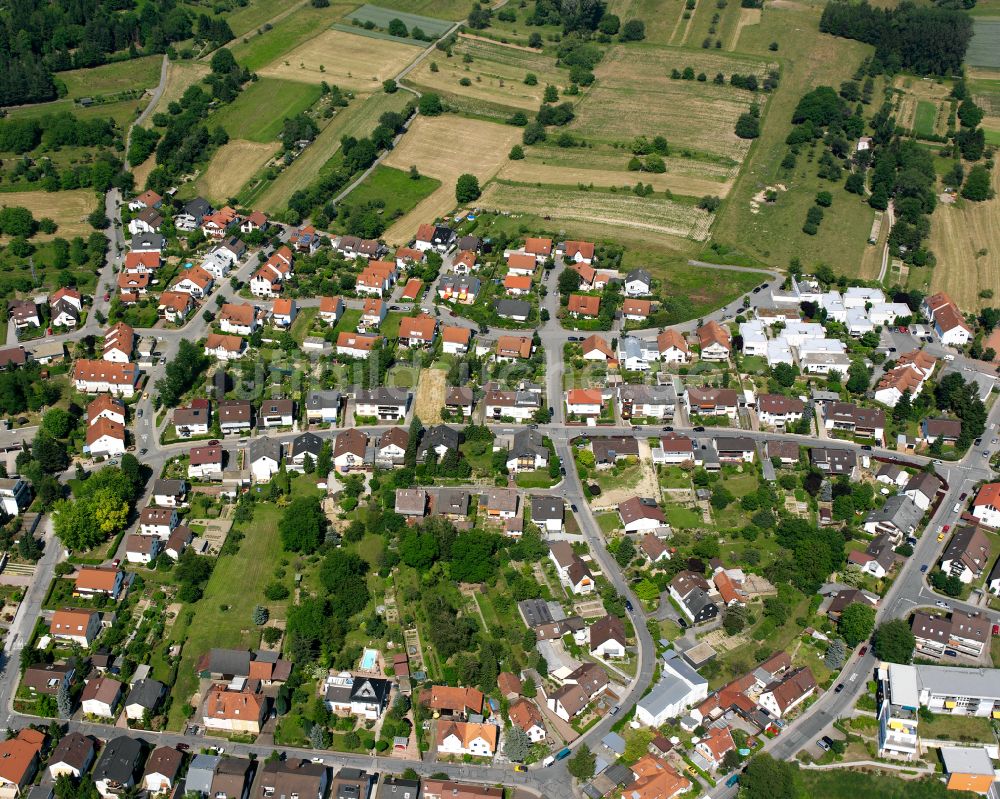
[834,683,845,693]
[944,649,959,657]
[859,645,868,656]
[816,739,830,752]
[936,600,950,609]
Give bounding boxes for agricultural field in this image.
[893,75,952,138]
[381,115,520,244]
[0,191,98,241]
[568,45,772,164]
[5,95,144,129]
[208,78,322,142]
[406,35,571,113]
[229,3,355,72]
[195,140,280,203]
[928,166,1000,310]
[58,55,163,100]
[256,28,422,92]
[969,68,1000,140]
[708,1,876,275]
[607,0,686,45]
[225,0,305,37]
[252,90,411,212]
[335,166,441,230]
[345,3,454,35]
[967,18,1000,68]
[478,181,714,242]
[138,61,210,129]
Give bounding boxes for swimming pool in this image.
[360,648,378,670]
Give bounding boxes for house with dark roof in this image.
[590,435,640,468]
[417,425,461,462]
[810,447,858,478]
[941,524,991,584]
[93,736,143,798]
[862,495,923,545]
[589,615,627,658]
[669,571,719,625]
[47,732,96,780]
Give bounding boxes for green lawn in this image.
[659,466,693,489]
[385,363,421,389]
[165,494,304,730]
[59,55,163,99]
[665,504,702,529]
[333,308,363,334]
[913,100,937,138]
[596,512,620,533]
[920,712,997,743]
[515,469,559,488]
[289,306,319,344]
[796,766,973,799]
[594,462,644,492]
[230,4,351,72]
[209,78,322,142]
[334,166,441,232]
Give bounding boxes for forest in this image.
[819,1,973,75]
[0,0,233,105]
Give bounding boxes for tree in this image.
[839,602,875,647]
[509,144,525,160]
[567,746,596,781]
[279,496,326,553]
[872,619,915,664]
[418,93,443,116]
[56,679,72,719]
[504,726,530,761]
[383,79,398,93]
[621,19,646,41]
[772,362,797,387]
[824,638,846,669]
[723,605,748,635]
[455,174,481,203]
[614,536,635,567]
[735,112,760,139]
[741,755,795,799]
[315,440,332,477]
[558,267,582,295]
[253,605,269,625]
[156,340,210,408]
[962,165,995,201]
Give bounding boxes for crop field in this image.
[345,4,454,35]
[913,100,937,137]
[253,90,411,212]
[707,1,876,275]
[928,167,1000,309]
[967,18,1000,68]
[59,55,163,99]
[406,35,570,112]
[225,0,303,37]
[381,115,520,244]
[730,8,762,51]
[479,181,714,242]
[498,159,734,198]
[686,0,744,51]
[337,166,440,226]
[209,78,322,142]
[196,140,280,203]
[6,95,144,128]
[0,191,97,241]
[229,3,354,72]
[413,365,447,424]
[357,0,470,20]
[257,28,421,92]
[567,45,772,163]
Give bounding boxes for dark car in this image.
[662,426,674,432]
[176,743,190,752]
[834,683,845,693]
[560,466,566,475]
[625,600,634,612]
[571,503,578,512]
[693,426,706,432]
[139,448,147,455]
[861,445,872,451]
[678,617,688,628]
[920,564,929,573]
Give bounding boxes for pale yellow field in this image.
[196,140,280,203]
[479,182,714,242]
[0,190,98,241]
[381,115,519,244]
[256,28,421,93]
[131,154,157,192]
[928,168,1000,310]
[413,366,446,424]
[497,160,733,198]
[141,61,210,129]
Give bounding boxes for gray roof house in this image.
[494,299,531,321]
[124,678,165,718]
[93,736,143,796]
[863,494,924,543]
[376,776,420,799]
[248,437,282,467]
[290,432,323,465]
[306,390,341,423]
[186,754,221,796]
[417,425,461,462]
[436,488,469,518]
[395,489,427,517]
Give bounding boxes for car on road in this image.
[677,617,688,628]
[725,774,740,788]
[943,524,951,532]
[993,439,999,446]
[176,743,190,752]
[816,739,830,752]
[859,645,868,655]
[993,624,999,636]
[984,450,990,458]
[961,492,968,500]
[560,466,566,475]
[137,408,143,417]
[139,448,147,455]
[920,563,930,573]
[310,757,324,765]
[625,600,633,612]
[143,392,149,399]
[936,600,950,609]
[610,705,620,715]
[861,445,872,451]
[103,293,110,301]
[513,765,527,772]
[975,438,983,446]
[108,459,119,465]
[944,353,955,361]
[662,426,674,432]
[834,683,845,693]
[954,502,963,512]
[571,503,578,511]
[899,326,908,333]
[938,532,946,541]
[944,649,959,657]
[693,426,705,432]
[752,286,761,294]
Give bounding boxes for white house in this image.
[618,497,667,534]
[973,483,1000,528]
[635,653,708,727]
[566,389,603,417]
[173,266,214,298]
[436,722,497,759]
[248,439,282,483]
[624,269,652,297]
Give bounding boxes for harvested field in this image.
[568,45,773,162]
[478,181,714,242]
[928,166,1000,309]
[0,191,97,241]
[594,440,659,507]
[498,160,733,198]
[230,3,354,72]
[407,35,569,111]
[253,91,411,212]
[523,143,735,182]
[607,0,683,43]
[381,116,519,244]
[413,366,447,424]
[131,154,157,191]
[196,140,280,203]
[257,28,421,92]
[969,69,1000,116]
[345,4,454,35]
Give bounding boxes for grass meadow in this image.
[208,78,322,142]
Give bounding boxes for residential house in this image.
[652,433,695,466]
[259,399,294,429]
[201,206,239,239]
[590,435,640,468]
[323,675,392,720]
[972,483,1000,528]
[685,387,738,419]
[494,299,530,322]
[21,664,73,697]
[142,747,183,794]
[530,496,563,534]
[558,240,595,264]
[624,269,652,297]
[394,489,427,518]
[903,471,942,511]
[306,391,341,425]
[186,756,221,797]
[123,251,160,274]
[619,756,690,799]
[85,418,126,458]
[567,294,600,318]
[356,261,397,297]
[862,495,923,545]
[47,733,96,780]
[211,758,252,799]
[438,275,479,304]
[504,274,532,296]
[374,428,407,468]
[72,360,139,396]
[445,386,474,418]
[657,329,689,363]
[714,436,756,463]
[548,542,594,594]
[123,679,165,720]
[757,394,805,428]
[495,335,533,361]
[128,206,163,235]
[158,291,194,323]
[581,334,614,362]
[523,237,552,262]
[152,479,186,508]
[414,224,455,253]
[203,683,267,735]
[417,425,460,462]
[766,440,800,465]
[482,487,520,520]
[0,728,44,797]
[165,526,192,559]
[436,722,498,758]
[125,534,161,565]
[337,332,380,360]
[697,320,731,360]
[189,445,224,480]
[622,298,652,322]
[484,384,539,422]
[258,760,328,799]
[451,250,477,274]
[912,610,990,659]
[139,506,178,537]
[130,232,165,253]
[318,296,345,324]
[330,769,376,799]
[618,497,667,534]
[509,699,546,743]
[0,347,26,369]
[427,685,484,717]
[174,402,210,438]
[219,303,262,336]
[441,326,471,356]
[395,245,426,269]
[922,418,962,445]
[506,428,548,472]
[74,566,125,600]
[398,315,436,348]
[102,322,134,362]
[250,248,294,298]
[49,288,82,328]
[546,683,589,722]
[93,736,143,798]
[758,667,817,718]
[51,608,100,646]
[128,190,162,211]
[810,447,858,478]
[271,298,296,328]
[566,388,604,417]
[941,524,991,584]
[923,292,972,346]
[333,429,368,473]
[635,652,708,727]
[116,271,149,300]
[589,614,627,658]
[823,402,885,443]
[173,265,214,299]
[248,438,282,483]
[695,726,735,770]
[421,783,500,799]
[669,571,719,624]
[358,299,386,330]
[204,333,245,362]
[639,533,670,565]
[355,387,409,420]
